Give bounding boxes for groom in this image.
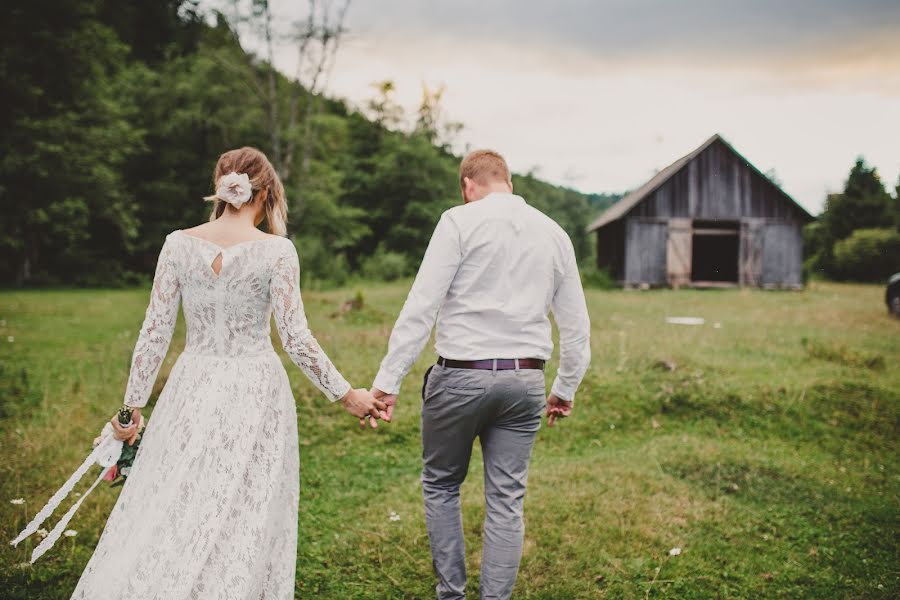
[371,149,591,599]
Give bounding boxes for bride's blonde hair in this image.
[205,147,288,236]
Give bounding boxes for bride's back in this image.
[121,146,351,409]
[166,230,295,358]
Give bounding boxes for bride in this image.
[71,147,387,599]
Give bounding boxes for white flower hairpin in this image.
[209,172,253,209]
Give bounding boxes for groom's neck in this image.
[465,181,513,203]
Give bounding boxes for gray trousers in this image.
[420,363,545,600]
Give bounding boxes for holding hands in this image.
[340,388,388,429]
[370,388,397,422]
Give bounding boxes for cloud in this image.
[211,0,900,212]
[345,0,900,87]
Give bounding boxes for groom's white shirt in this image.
[373,192,591,401]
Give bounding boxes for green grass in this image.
[1,281,898,599]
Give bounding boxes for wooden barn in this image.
[587,134,815,289]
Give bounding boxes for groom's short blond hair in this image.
[459,149,511,189]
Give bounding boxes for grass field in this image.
[1,281,898,599]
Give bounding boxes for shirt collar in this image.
[481,192,525,204]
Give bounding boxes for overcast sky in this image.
[228,0,900,215]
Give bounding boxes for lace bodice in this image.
[122,230,351,407]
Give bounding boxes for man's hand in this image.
[340,388,388,429]
[546,394,573,427]
[110,408,141,446]
[371,388,397,422]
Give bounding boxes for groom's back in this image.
[374,149,591,600]
[435,192,573,361]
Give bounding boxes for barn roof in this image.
[586,134,815,232]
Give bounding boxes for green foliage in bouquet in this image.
[109,406,144,487]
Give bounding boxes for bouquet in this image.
[9,407,146,563]
[95,407,146,486]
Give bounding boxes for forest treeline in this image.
[0,0,613,287]
[4,1,895,289]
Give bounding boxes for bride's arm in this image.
[270,242,352,402]
[122,234,181,410]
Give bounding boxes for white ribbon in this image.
[10,426,123,563]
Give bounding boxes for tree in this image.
[0,0,145,285]
[123,16,270,275]
[228,0,351,183]
[0,2,601,287]
[893,175,900,230]
[343,130,458,265]
[821,158,893,241]
[806,158,895,279]
[366,80,405,130]
[415,83,463,151]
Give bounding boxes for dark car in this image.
[887,273,900,317]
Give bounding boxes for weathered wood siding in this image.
[624,219,667,285]
[628,139,807,222]
[761,222,803,287]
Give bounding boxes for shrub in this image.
[361,247,409,281]
[579,264,617,289]
[296,236,352,289]
[832,228,900,282]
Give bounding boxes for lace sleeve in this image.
[270,242,352,402]
[123,235,181,408]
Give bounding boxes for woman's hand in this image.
[340,388,387,429]
[110,408,142,445]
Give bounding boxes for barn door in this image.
[667,218,692,288]
[761,222,803,288]
[740,219,763,287]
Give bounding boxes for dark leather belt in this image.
[437,357,545,370]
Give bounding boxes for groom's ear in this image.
[461,177,473,203]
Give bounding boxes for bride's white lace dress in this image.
[71,230,351,599]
